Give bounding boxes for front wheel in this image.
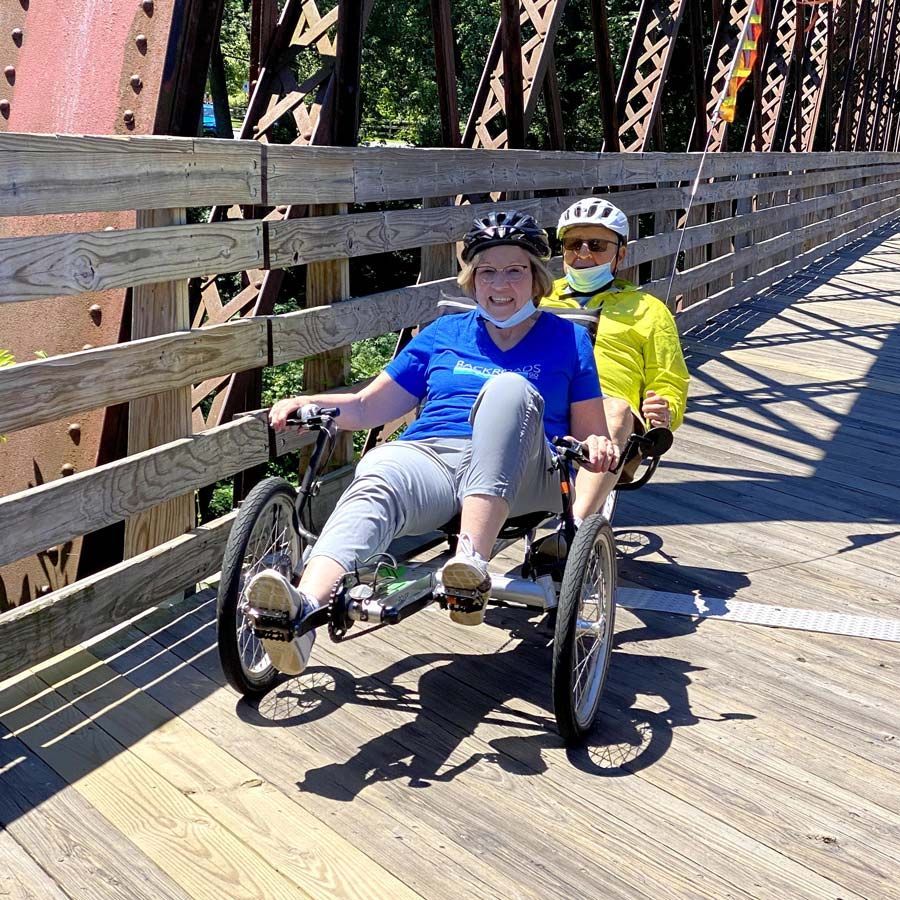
[217,477,303,696]
[552,513,617,744]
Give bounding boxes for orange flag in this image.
[717,0,765,124]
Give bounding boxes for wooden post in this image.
[124,208,194,558]
[303,204,354,468]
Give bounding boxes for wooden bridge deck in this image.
[3,224,900,899]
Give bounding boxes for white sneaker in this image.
[440,534,491,626]
[245,570,316,675]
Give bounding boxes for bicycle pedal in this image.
[435,587,486,614]
[246,606,293,641]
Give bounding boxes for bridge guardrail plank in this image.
[0,318,268,436]
[659,180,900,302]
[0,512,234,680]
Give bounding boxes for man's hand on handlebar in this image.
[641,390,671,429]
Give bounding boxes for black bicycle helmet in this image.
[461,210,551,262]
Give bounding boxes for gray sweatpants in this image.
[309,372,563,571]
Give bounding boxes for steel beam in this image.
[612,0,690,151]
[461,1,568,149]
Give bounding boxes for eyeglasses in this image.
[562,237,616,254]
[474,264,531,284]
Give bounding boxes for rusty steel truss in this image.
[6,0,900,605]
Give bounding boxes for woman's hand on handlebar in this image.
[564,434,619,473]
[269,397,313,432]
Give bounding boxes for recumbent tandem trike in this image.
[215,401,672,745]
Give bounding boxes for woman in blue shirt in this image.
[249,211,618,675]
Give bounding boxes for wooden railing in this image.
[2,132,900,678]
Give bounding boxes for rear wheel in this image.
[217,477,302,696]
[552,513,617,744]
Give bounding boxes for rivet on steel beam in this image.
[142,0,154,14]
[130,74,143,92]
[135,33,148,53]
[89,304,102,323]
[67,423,82,442]
[4,66,14,84]
[0,99,9,118]
[60,464,75,477]
[123,109,136,128]
[12,28,23,46]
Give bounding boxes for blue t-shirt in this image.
[385,310,601,443]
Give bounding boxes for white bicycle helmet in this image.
[557,198,629,243]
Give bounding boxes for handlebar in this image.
[284,406,340,429]
[552,435,589,465]
[611,426,673,474]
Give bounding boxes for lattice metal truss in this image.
[461,0,568,148]
[782,0,831,150]
[864,0,900,148]
[743,0,795,151]
[884,3,900,147]
[191,0,373,433]
[613,0,689,151]
[854,0,892,149]
[697,0,752,152]
[836,0,873,149]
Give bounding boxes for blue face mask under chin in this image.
[477,299,538,329]
[565,262,615,297]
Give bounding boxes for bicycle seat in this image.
[439,510,554,545]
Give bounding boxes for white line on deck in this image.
[617,588,900,642]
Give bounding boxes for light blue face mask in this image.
[565,262,615,297]
[477,299,539,329]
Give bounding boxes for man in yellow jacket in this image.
[541,198,690,522]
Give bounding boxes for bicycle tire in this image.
[216,477,303,696]
[552,512,617,744]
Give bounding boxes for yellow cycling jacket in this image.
[541,276,690,430]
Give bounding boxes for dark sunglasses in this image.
[562,237,616,253]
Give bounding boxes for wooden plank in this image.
[125,208,194,559]
[0,220,264,305]
[3,132,900,215]
[269,276,454,365]
[0,316,268,436]
[4,166,900,308]
[0,514,235,681]
[43,648,424,900]
[0,826,69,900]
[0,672,308,899]
[0,417,268,570]
[92,616,512,900]
[0,724,188,899]
[0,134,264,215]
